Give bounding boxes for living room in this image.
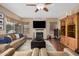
[0,3,79,56]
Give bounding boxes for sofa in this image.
[0,33,26,54]
[39,48,78,56]
[0,48,39,56]
[0,48,78,56]
[9,37,26,49]
[0,44,10,54]
[0,48,15,56]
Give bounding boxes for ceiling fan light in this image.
[43,7,48,12]
[36,4,45,10]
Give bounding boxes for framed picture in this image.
[0,19,3,25]
[0,25,3,30]
[0,13,4,30]
[0,13,4,19]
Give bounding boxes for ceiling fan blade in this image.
[26,4,36,6]
[45,3,52,5]
[35,9,39,12]
[43,7,48,12]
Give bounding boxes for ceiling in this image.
[1,3,79,19]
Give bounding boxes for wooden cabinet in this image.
[67,15,75,25]
[64,36,68,46]
[66,37,77,50]
[69,39,77,50]
[61,19,66,36]
[60,36,65,44]
[60,12,79,51]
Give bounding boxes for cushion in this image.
[13,50,32,56]
[9,34,16,40]
[15,34,20,39]
[6,35,13,41]
[0,37,12,43]
[31,48,39,56]
[0,44,10,53]
[0,48,15,56]
[40,48,48,56]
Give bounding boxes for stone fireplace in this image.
[33,28,47,39]
[31,30,46,49]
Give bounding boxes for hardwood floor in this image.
[49,39,67,51]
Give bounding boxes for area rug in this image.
[17,40,31,51]
[17,40,56,51]
[45,40,56,51]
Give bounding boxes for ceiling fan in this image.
[26,3,51,12]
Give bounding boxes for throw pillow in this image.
[9,34,16,40]
[15,34,20,39]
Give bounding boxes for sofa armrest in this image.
[64,48,78,56]
[13,50,32,56]
[0,44,10,53]
[10,37,26,49]
[47,51,64,56]
[0,48,15,56]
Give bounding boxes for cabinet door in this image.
[69,38,77,51]
[64,37,69,46]
[60,36,65,44]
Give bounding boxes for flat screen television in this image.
[33,21,46,28]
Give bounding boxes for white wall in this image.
[0,5,21,34]
[46,18,60,38]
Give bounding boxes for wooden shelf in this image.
[61,18,66,36]
[67,25,75,38]
[61,26,65,36]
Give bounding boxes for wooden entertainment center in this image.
[60,12,79,51]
